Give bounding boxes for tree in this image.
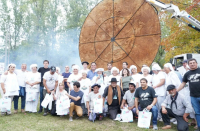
[160,0,200,62]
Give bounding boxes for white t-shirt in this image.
[123,90,135,107]
[152,71,166,96]
[43,71,58,90]
[86,92,101,109]
[15,70,27,87]
[0,72,19,96]
[131,74,140,86]
[92,75,107,95]
[68,73,82,90]
[25,72,41,92]
[80,78,91,103]
[139,74,153,87]
[106,75,121,86]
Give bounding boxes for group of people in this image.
[0,58,200,131]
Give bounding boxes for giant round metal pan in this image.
[79,0,161,71]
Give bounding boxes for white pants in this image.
[156,96,166,119]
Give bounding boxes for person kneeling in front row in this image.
[86,84,103,121]
[120,82,137,118]
[135,78,158,130]
[66,82,83,121]
[161,85,193,131]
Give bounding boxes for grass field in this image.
[0,98,196,131]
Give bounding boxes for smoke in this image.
[3,28,82,73]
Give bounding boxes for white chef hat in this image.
[141,66,150,73]
[56,67,60,73]
[72,65,80,71]
[95,68,104,72]
[152,64,161,71]
[7,63,16,70]
[30,64,38,70]
[130,65,137,72]
[111,67,119,74]
[164,63,174,71]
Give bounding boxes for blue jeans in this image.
[39,86,44,111]
[140,106,158,125]
[191,96,200,128]
[14,87,26,110]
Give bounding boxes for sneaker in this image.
[69,117,73,121]
[159,118,163,122]
[173,121,177,125]
[153,125,158,130]
[170,118,176,123]
[43,113,47,116]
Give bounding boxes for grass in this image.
[0,98,196,131]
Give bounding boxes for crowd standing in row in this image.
[0,59,200,131]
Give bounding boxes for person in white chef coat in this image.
[152,64,166,121]
[80,70,91,115]
[67,65,82,92]
[0,64,19,115]
[25,64,41,113]
[139,66,152,87]
[106,67,121,86]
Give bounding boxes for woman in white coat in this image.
[92,68,106,95]
[25,64,41,113]
[80,70,91,115]
[106,67,121,86]
[139,66,152,87]
[152,64,166,121]
[0,64,19,115]
[130,65,140,88]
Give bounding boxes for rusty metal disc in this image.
[79,0,161,71]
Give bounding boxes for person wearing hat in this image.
[25,64,41,113]
[92,68,106,95]
[130,65,140,88]
[139,66,153,87]
[38,60,50,113]
[80,70,92,116]
[135,78,158,130]
[67,65,82,91]
[120,82,137,117]
[177,60,189,77]
[86,84,103,121]
[106,67,121,86]
[81,61,90,74]
[0,64,19,116]
[152,64,166,122]
[103,78,123,120]
[104,63,112,77]
[4,63,28,114]
[161,85,193,130]
[43,66,58,116]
